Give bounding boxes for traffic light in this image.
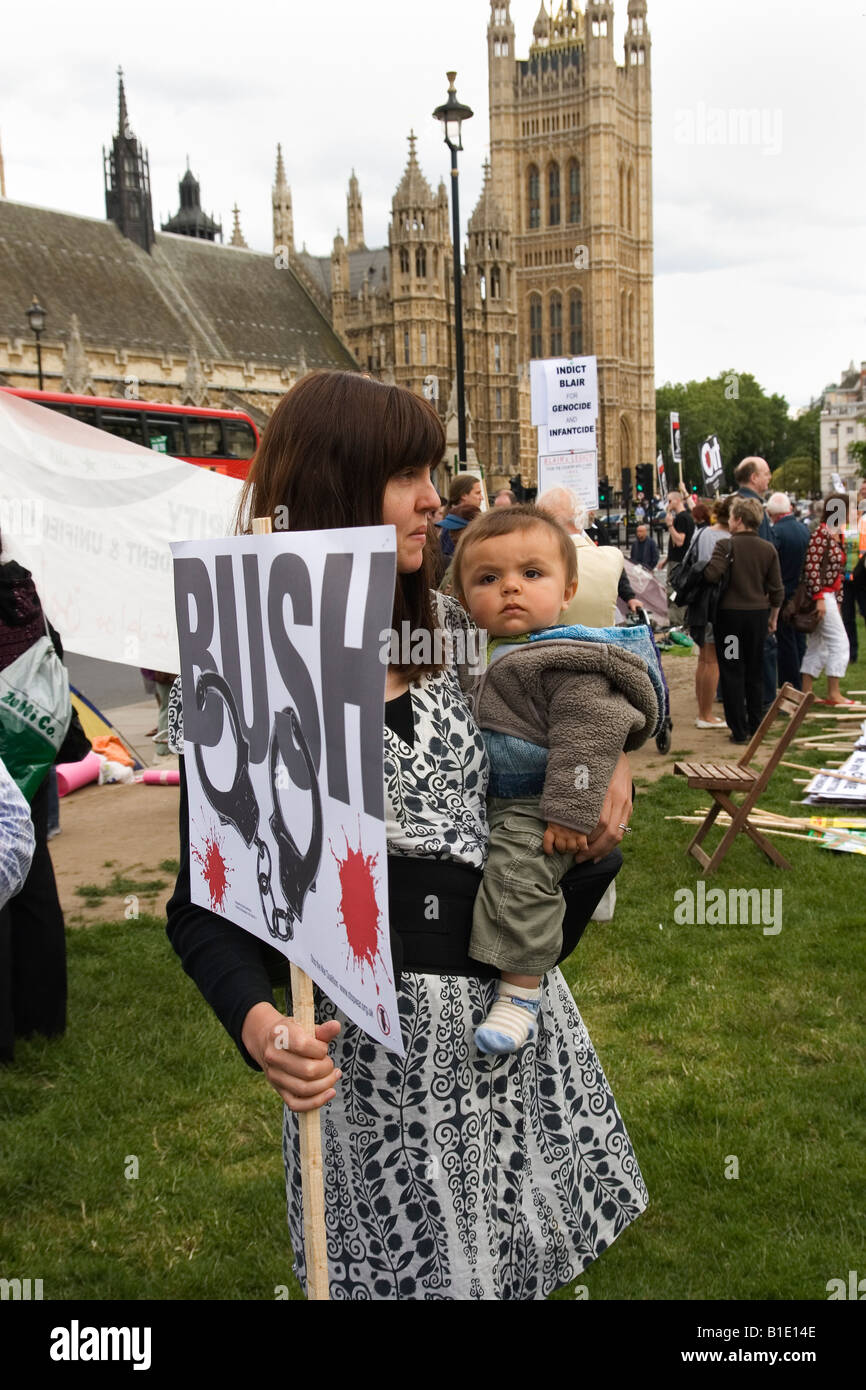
[598,477,610,507]
[621,467,632,504]
[636,463,654,498]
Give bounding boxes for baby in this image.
[453,504,658,1054]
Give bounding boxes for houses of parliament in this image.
[0,1,654,493]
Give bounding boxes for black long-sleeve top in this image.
[166,757,290,1070]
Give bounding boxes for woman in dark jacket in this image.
[0,541,87,1061]
[433,474,484,580]
[703,496,784,744]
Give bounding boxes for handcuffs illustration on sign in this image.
[193,671,323,941]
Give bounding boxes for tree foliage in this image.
[849,439,866,478]
[656,373,820,493]
[770,457,819,495]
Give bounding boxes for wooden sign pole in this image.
[252,516,329,1301]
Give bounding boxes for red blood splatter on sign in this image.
[192,832,231,912]
[331,833,387,989]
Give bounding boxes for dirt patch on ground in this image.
[52,776,181,925]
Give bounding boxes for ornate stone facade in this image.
[488,0,655,485]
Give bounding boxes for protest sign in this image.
[699,434,724,490]
[531,356,599,454]
[656,449,668,500]
[172,526,402,1054]
[669,412,682,468]
[537,450,599,509]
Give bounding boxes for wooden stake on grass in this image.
[780,760,866,787]
[253,514,329,1302]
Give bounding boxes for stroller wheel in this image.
[656,721,672,754]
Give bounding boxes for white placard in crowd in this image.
[531,356,599,453]
[172,527,403,1053]
[656,449,669,501]
[670,411,682,467]
[537,450,599,509]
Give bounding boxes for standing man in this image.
[734,456,776,704]
[768,491,810,689]
[658,491,695,627]
[629,523,660,571]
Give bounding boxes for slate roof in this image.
[296,245,391,301]
[0,198,356,371]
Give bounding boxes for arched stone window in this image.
[399,247,409,274]
[627,167,634,232]
[549,291,563,355]
[490,265,501,299]
[567,160,581,224]
[415,246,427,277]
[628,292,634,360]
[527,165,540,229]
[569,291,583,355]
[548,163,561,226]
[529,293,543,358]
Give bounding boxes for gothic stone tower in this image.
[463,161,520,486]
[487,0,654,486]
[103,68,155,253]
[387,133,453,401]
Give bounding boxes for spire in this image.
[229,204,248,248]
[274,142,288,192]
[104,69,154,253]
[393,130,434,209]
[117,65,130,137]
[468,156,508,234]
[347,168,365,251]
[532,3,550,44]
[61,314,93,395]
[272,142,294,254]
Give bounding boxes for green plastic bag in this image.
[0,635,71,801]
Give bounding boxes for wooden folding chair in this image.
[673,683,815,874]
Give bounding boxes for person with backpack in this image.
[677,498,731,728]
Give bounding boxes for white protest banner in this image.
[669,412,682,467]
[656,449,669,500]
[0,390,240,671]
[699,434,724,490]
[531,356,599,453]
[172,527,402,1053]
[537,450,599,509]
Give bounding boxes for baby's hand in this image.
[543,822,589,856]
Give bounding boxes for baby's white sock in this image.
[475,984,542,1055]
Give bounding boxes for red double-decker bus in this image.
[1,389,260,480]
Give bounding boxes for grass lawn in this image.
[1,656,864,1301]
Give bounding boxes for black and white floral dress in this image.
[168,601,648,1300]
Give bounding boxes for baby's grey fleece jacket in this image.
[471,638,657,834]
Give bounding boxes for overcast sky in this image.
[2,0,863,410]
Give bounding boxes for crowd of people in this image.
[3,364,865,1299]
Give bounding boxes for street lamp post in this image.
[433,72,473,469]
[26,296,47,391]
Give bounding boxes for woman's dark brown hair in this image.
[236,371,446,677]
[690,502,711,526]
